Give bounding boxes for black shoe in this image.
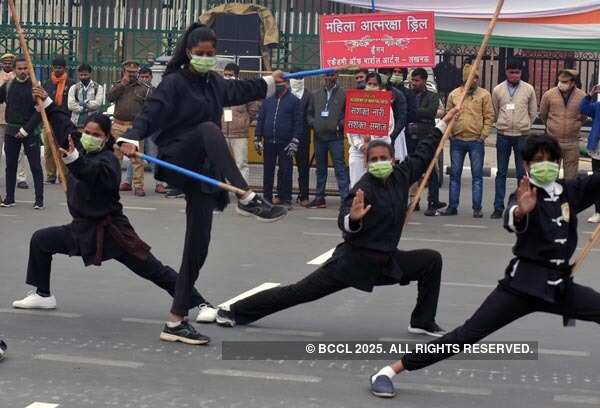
[307,197,327,209]
[45,177,56,185]
[473,209,483,218]
[215,308,236,327]
[370,374,396,398]
[424,206,439,217]
[159,320,210,345]
[17,181,29,189]
[490,209,503,219]
[0,339,6,361]
[165,188,185,199]
[33,201,44,210]
[408,322,447,338]
[0,199,15,208]
[432,201,447,210]
[237,194,287,222]
[440,207,457,216]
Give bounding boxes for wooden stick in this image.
[404,0,505,225]
[571,223,600,274]
[8,0,67,191]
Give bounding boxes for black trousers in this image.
[593,158,600,212]
[230,249,441,326]
[295,135,311,201]
[162,122,250,316]
[263,142,293,203]
[26,225,206,307]
[401,283,600,371]
[4,132,43,202]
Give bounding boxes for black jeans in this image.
[593,158,600,213]
[4,132,43,202]
[263,142,293,203]
[295,135,311,201]
[160,122,250,316]
[401,283,600,371]
[230,249,442,327]
[26,225,206,307]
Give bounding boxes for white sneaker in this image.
[196,303,218,323]
[587,213,600,223]
[12,291,57,309]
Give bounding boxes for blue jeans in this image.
[315,138,349,200]
[449,139,484,211]
[493,134,526,211]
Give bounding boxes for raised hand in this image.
[349,189,372,221]
[516,176,537,216]
[59,135,75,157]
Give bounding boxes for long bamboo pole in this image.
[8,0,67,191]
[404,0,505,225]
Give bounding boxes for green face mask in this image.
[368,160,394,179]
[390,74,403,84]
[529,161,559,186]
[189,55,216,73]
[80,132,104,153]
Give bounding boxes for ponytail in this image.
[165,23,217,76]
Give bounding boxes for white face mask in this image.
[558,82,573,92]
[290,79,305,98]
[365,85,379,91]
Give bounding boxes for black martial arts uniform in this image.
[228,126,445,326]
[401,176,600,371]
[25,101,207,306]
[122,69,273,317]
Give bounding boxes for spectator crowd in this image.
[0,54,598,223]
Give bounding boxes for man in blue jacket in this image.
[255,79,302,208]
[580,84,600,223]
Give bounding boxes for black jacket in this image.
[297,91,313,144]
[408,89,440,138]
[255,90,302,144]
[43,77,73,113]
[323,126,442,292]
[44,102,150,266]
[500,176,600,302]
[0,78,41,136]
[392,84,417,124]
[390,87,407,143]
[124,69,268,145]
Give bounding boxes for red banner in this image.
[344,89,392,138]
[320,12,435,69]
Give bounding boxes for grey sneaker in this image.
[237,194,287,222]
[159,321,210,345]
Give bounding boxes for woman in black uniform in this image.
[13,88,211,344]
[118,23,286,344]
[370,134,600,398]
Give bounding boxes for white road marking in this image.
[0,308,80,318]
[307,248,336,265]
[553,395,600,405]
[122,317,164,325]
[307,217,337,221]
[15,200,34,204]
[60,202,156,211]
[538,349,590,357]
[34,353,143,368]
[0,213,18,217]
[219,282,280,309]
[442,281,496,289]
[244,327,323,338]
[443,224,488,229]
[24,403,60,408]
[395,382,492,396]
[202,368,321,383]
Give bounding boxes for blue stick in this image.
[282,68,337,80]
[138,153,246,195]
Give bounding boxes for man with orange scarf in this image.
[42,56,73,184]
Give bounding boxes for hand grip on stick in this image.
[403,0,505,226]
[7,0,68,191]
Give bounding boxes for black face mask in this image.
[275,84,287,95]
[356,81,366,90]
[81,78,91,86]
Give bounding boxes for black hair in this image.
[165,23,217,76]
[366,139,394,160]
[395,67,409,80]
[522,134,561,163]
[356,69,369,76]
[78,63,92,73]
[506,59,522,71]
[13,56,26,67]
[411,68,428,81]
[224,62,240,76]
[139,66,152,75]
[84,113,114,149]
[365,72,382,87]
[52,56,67,67]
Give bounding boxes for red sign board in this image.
[344,89,392,138]
[320,12,435,69]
